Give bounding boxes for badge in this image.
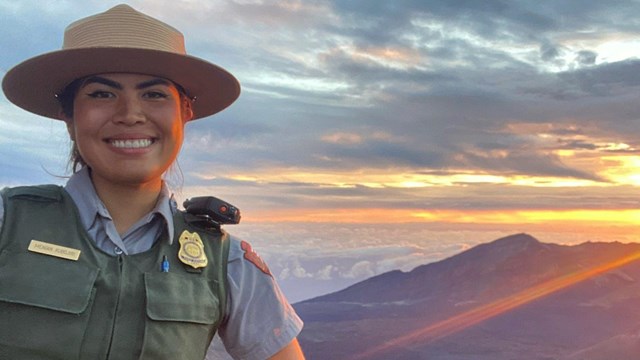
[241,240,272,276]
[28,239,81,261]
[178,230,208,269]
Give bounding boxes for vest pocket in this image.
[140,272,220,360]
[0,250,98,360]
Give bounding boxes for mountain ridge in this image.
[295,233,640,359]
[300,233,564,305]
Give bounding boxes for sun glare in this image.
[601,155,640,185]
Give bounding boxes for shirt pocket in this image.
[0,249,98,360]
[139,272,220,360]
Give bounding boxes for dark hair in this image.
[56,77,88,172]
[56,76,191,173]
[57,78,85,119]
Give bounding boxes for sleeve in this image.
[218,236,303,360]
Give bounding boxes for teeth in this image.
[111,139,153,148]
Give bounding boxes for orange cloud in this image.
[244,208,639,229]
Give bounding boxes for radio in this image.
[183,196,241,226]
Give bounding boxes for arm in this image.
[219,238,304,360]
[267,338,305,360]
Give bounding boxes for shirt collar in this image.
[156,184,176,245]
[64,167,176,245]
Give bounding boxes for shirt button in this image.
[114,247,124,255]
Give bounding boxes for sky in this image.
[1,0,639,302]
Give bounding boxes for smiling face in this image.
[64,73,193,189]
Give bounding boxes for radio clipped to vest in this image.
[183,196,241,230]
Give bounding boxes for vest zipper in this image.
[105,255,124,359]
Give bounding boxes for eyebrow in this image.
[81,76,122,90]
[136,78,172,89]
[80,76,173,90]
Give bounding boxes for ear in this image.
[181,98,194,123]
[59,110,76,141]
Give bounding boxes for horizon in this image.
[1,0,639,302]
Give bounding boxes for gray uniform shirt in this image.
[0,168,303,360]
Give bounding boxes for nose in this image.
[114,94,146,125]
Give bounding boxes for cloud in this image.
[136,1,639,187]
[342,261,375,279]
[540,41,562,62]
[316,264,335,280]
[558,59,640,96]
[457,150,606,182]
[321,132,363,145]
[0,102,69,185]
[576,50,597,66]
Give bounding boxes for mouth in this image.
[108,138,156,149]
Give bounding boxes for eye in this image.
[87,90,114,99]
[143,91,169,99]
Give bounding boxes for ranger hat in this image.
[2,4,240,121]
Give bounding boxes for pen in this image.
[161,255,170,272]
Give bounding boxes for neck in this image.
[91,174,163,236]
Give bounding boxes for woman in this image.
[0,4,304,360]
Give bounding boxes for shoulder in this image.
[226,234,273,277]
[1,184,64,202]
[0,185,66,214]
[218,234,304,359]
[0,184,65,239]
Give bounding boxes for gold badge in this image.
[178,230,208,269]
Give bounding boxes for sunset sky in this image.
[1,0,639,301]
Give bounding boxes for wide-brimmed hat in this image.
[2,4,240,121]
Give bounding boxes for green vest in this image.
[0,185,229,360]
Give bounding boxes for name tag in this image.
[28,240,81,261]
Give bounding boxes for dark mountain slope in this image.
[296,234,640,360]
